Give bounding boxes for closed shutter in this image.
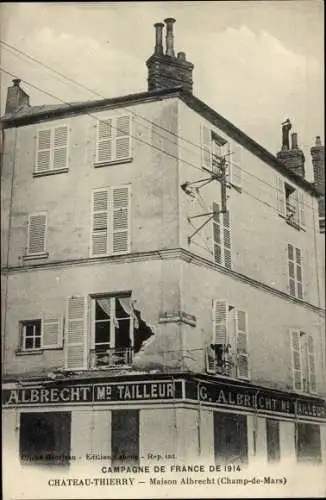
[112,186,130,254]
[201,125,212,170]
[212,300,228,344]
[115,116,131,160]
[307,335,316,393]
[91,190,109,256]
[65,296,88,370]
[298,191,305,228]
[295,247,303,299]
[236,310,249,378]
[27,214,47,254]
[212,202,222,264]
[276,176,285,216]
[291,329,303,391]
[36,129,51,172]
[288,244,296,296]
[53,125,68,170]
[230,143,242,189]
[42,318,63,349]
[223,210,232,269]
[96,119,113,163]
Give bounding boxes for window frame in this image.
[20,319,42,351]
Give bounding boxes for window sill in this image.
[93,157,132,168]
[15,349,44,356]
[23,252,49,262]
[33,168,69,178]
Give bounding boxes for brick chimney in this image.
[311,136,325,232]
[146,18,194,93]
[5,79,30,114]
[276,120,305,178]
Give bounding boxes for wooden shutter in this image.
[36,129,51,172]
[223,210,232,269]
[307,335,316,392]
[91,190,109,256]
[65,296,88,370]
[295,247,303,299]
[96,119,113,163]
[228,307,238,377]
[112,186,130,254]
[290,329,303,391]
[293,190,300,225]
[212,202,222,264]
[236,310,249,378]
[27,214,47,254]
[53,125,68,170]
[230,143,242,189]
[42,318,63,349]
[212,300,228,344]
[115,116,131,160]
[276,176,285,216]
[298,191,305,228]
[288,244,296,296]
[201,125,212,170]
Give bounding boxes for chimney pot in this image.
[177,51,186,61]
[291,132,298,149]
[164,17,176,57]
[315,136,321,146]
[13,78,21,86]
[154,22,164,55]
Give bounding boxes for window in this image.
[290,330,317,393]
[19,318,62,352]
[288,244,303,299]
[91,185,130,257]
[266,419,280,462]
[95,115,131,165]
[214,412,248,464]
[111,410,139,466]
[26,213,47,256]
[20,412,71,465]
[207,300,249,379]
[295,423,322,463]
[212,202,232,269]
[276,176,305,229]
[35,125,69,174]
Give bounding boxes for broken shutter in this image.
[96,119,113,163]
[276,176,285,216]
[307,335,316,393]
[27,214,47,254]
[230,143,242,189]
[298,190,305,228]
[201,125,212,170]
[91,190,109,256]
[36,129,51,173]
[290,329,302,391]
[112,186,130,254]
[212,300,228,345]
[212,202,222,264]
[223,210,232,269]
[53,125,68,170]
[115,116,131,160]
[42,318,63,349]
[236,310,249,378]
[65,296,88,370]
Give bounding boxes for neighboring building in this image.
[1,18,325,484]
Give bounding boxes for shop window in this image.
[214,412,248,464]
[295,423,321,463]
[111,410,139,466]
[266,419,280,462]
[19,412,71,465]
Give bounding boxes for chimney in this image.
[5,79,30,114]
[311,136,325,232]
[146,18,194,93]
[276,120,305,178]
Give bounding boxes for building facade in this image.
[1,18,326,495]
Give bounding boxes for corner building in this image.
[1,18,326,483]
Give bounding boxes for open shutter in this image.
[290,329,303,391]
[53,125,68,170]
[228,307,238,377]
[115,115,131,160]
[212,202,222,264]
[293,190,300,226]
[307,335,316,392]
[223,210,232,269]
[236,310,249,378]
[42,318,63,349]
[112,186,130,254]
[201,125,212,170]
[96,119,113,163]
[295,247,303,299]
[276,176,285,216]
[288,244,296,297]
[27,214,47,254]
[91,190,109,256]
[298,190,305,228]
[65,296,88,370]
[36,129,51,172]
[230,143,242,189]
[213,300,228,345]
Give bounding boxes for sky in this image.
[0,1,324,180]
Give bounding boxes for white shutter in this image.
[91,190,109,256]
[228,307,238,377]
[293,190,300,225]
[96,119,113,163]
[27,214,47,254]
[276,176,285,216]
[201,125,212,170]
[53,125,68,170]
[115,115,131,160]
[230,143,242,189]
[112,186,130,254]
[42,318,63,349]
[298,190,305,228]
[212,300,228,344]
[36,129,51,172]
[236,310,249,379]
[295,247,303,299]
[307,335,316,393]
[223,210,232,269]
[290,329,303,391]
[65,296,88,370]
[212,202,222,264]
[288,244,296,297]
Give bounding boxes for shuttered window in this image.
[276,177,305,229]
[288,244,303,299]
[303,335,317,393]
[276,176,286,216]
[65,296,88,370]
[291,330,317,393]
[91,186,130,257]
[95,115,131,164]
[20,318,62,351]
[235,309,249,379]
[27,213,47,255]
[213,300,228,345]
[230,143,242,189]
[290,329,303,391]
[35,125,69,173]
[212,202,232,269]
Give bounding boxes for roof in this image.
[0,86,318,196]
